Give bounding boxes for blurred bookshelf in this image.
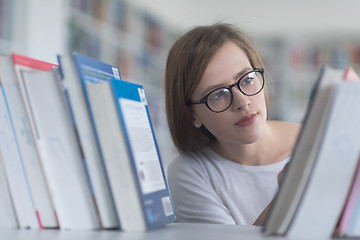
[0,0,12,47]
[1,0,360,165]
[0,0,24,55]
[66,0,179,168]
[256,35,360,124]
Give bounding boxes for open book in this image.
[264,66,360,238]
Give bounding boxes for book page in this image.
[119,98,166,195]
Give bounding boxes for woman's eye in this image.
[239,72,256,86]
[214,91,225,98]
[240,77,254,86]
[210,89,228,100]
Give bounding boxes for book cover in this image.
[110,78,176,229]
[57,54,119,229]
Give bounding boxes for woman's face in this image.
[191,41,267,146]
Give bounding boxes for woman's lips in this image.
[236,113,257,127]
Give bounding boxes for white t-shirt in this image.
[167,147,290,225]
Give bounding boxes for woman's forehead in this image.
[194,42,252,96]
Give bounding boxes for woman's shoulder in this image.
[167,149,207,172]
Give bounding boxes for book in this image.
[333,68,360,237]
[0,53,59,229]
[0,82,38,229]
[57,54,119,229]
[18,67,100,230]
[0,147,18,229]
[0,82,34,228]
[335,156,360,237]
[264,66,360,238]
[73,53,175,231]
[0,54,54,229]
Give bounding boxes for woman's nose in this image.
[231,87,250,110]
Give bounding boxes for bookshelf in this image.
[0,223,346,240]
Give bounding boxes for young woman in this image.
[164,23,300,225]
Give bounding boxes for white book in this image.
[0,110,18,229]
[58,55,119,229]
[0,54,58,228]
[0,85,38,229]
[20,69,100,230]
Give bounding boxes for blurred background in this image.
[1,0,360,167]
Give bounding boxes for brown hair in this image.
[165,23,265,153]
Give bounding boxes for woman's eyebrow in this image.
[199,68,253,97]
[233,68,253,81]
[200,83,226,97]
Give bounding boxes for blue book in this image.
[73,53,175,231]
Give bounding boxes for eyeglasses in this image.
[188,68,265,113]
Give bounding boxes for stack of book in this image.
[0,52,176,232]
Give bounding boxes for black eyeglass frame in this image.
[188,68,265,113]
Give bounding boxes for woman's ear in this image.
[186,104,202,128]
[192,113,202,128]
